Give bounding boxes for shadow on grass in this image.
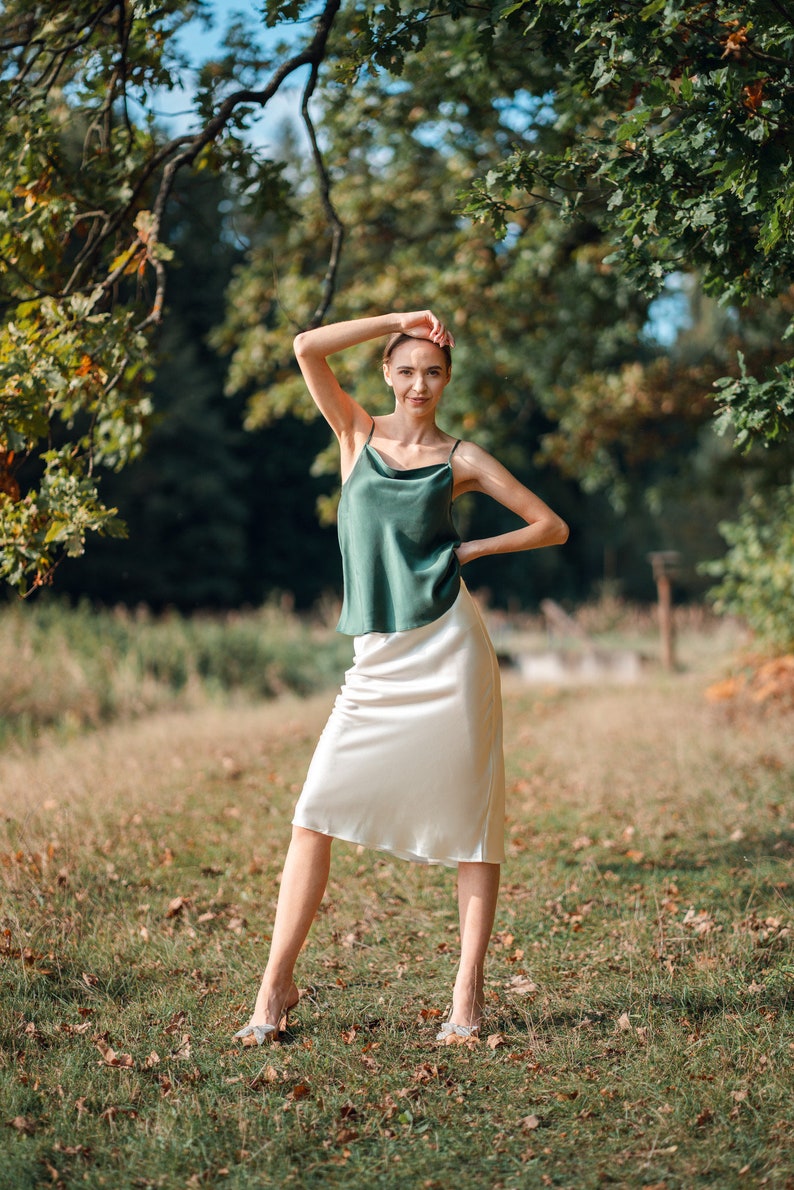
[496,973,793,1038]
[557,829,794,875]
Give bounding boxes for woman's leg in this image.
[449,861,501,1029]
[245,825,332,1028]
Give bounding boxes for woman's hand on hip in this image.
[455,541,481,567]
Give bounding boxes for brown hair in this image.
[382,333,452,371]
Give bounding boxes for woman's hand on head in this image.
[398,310,456,349]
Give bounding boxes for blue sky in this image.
[181,0,255,56]
[152,1,305,143]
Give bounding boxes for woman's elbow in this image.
[553,516,569,545]
[293,331,309,358]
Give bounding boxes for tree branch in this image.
[7,4,118,101]
[136,0,342,329]
[301,57,345,329]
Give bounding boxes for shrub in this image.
[0,599,351,745]
[704,480,794,653]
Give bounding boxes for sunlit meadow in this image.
[2,606,792,1189]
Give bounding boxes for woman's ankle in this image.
[450,975,484,1027]
[253,976,299,1021]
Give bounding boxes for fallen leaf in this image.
[163,1010,187,1035]
[165,896,190,918]
[100,1104,138,1123]
[705,676,742,703]
[682,907,716,935]
[95,1038,134,1068]
[509,975,538,995]
[487,1033,507,1049]
[53,1142,90,1158]
[411,1063,441,1084]
[617,1012,633,1032]
[520,1114,540,1131]
[171,1034,191,1059]
[6,1115,36,1134]
[418,1007,442,1021]
[442,1031,479,1047]
[493,932,515,948]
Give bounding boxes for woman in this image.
[234,309,568,1045]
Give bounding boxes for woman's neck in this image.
[380,408,445,447]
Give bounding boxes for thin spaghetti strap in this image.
[448,438,462,461]
[366,418,376,444]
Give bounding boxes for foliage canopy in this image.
[1,0,792,604]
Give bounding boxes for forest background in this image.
[3,9,794,1187]
[0,0,793,645]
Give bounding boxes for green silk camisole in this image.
[336,425,461,635]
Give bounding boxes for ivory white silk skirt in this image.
[292,583,505,866]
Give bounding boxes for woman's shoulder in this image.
[451,439,514,496]
[451,439,496,470]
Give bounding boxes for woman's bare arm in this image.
[452,442,569,564]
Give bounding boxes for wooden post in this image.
[647,551,681,671]
[657,572,674,671]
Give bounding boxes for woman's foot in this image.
[436,1020,480,1041]
[233,979,300,1045]
[436,972,484,1040]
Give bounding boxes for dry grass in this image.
[0,599,351,745]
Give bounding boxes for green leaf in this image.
[640,0,667,17]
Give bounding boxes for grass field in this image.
[1,620,792,1189]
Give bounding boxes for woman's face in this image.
[383,340,451,418]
